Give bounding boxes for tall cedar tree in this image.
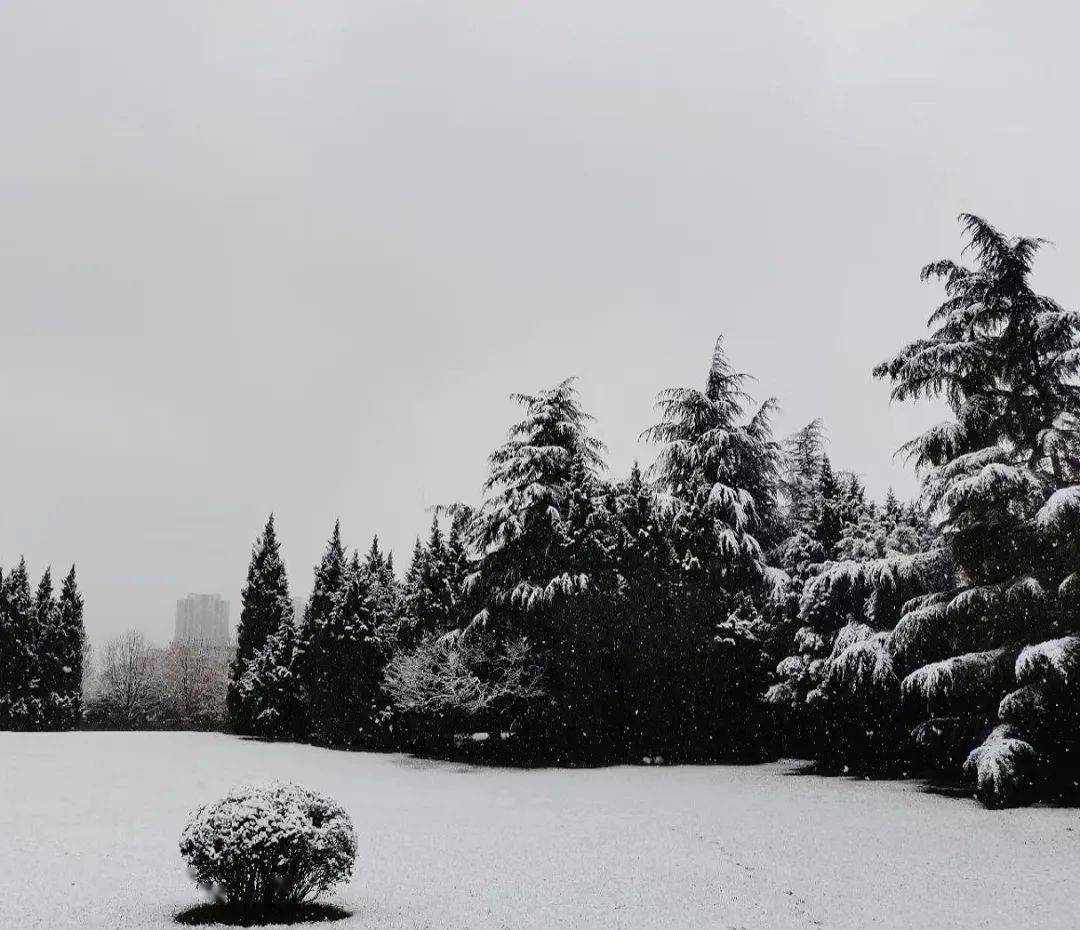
[608,462,680,756]
[781,418,827,531]
[873,214,1080,806]
[467,378,611,757]
[642,336,782,757]
[228,515,295,735]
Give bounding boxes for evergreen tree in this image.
[872,214,1080,805]
[305,552,386,746]
[32,568,58,729]
[295,520,348,737]
[471,378,606,629]
[609,462,680,755]
[465,378,611,756]
[239,619,303,740]
[444,506,475,623]
[53,566,85,729]
[0,560,38,729]
[364,535,400,631]
[810,457,845,558]
[228,515,295,735]
[304,521,348,636]
[643,336,782,758]
[781,419,827,530]
[400,516,456,647]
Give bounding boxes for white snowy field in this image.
[0,733,1075,930]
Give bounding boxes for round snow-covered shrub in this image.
[179,782,356,910]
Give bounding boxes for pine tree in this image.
[239,619,303,740]
[53,566,85,729]
[609,462,679,755]
[305,551,386,746]
[364,535,400,631]
[294,520,348,738]
[471,378,607,630]
[781,419,827,530]
[463,378,611,755]
[444,506,475,622]
[228,515,295,735]
[872,214,1080,805]
[642,336,782,758]
[810,457,845,558]
[32,568,58,730]
[0,559,38,729]
[304,521,348,636]
[399,516,457,650]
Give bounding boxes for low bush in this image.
[179,782,356,913]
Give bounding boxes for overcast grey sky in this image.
[2,1,1079,645]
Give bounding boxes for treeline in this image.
[228,214,1080,808]
[0,561,85,730]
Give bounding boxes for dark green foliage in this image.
[228,515,296,736]
[293,520,348,723]
[0,560,39,729]
[855,214,1080,801]
[52,566,86,728]
[237,619,303,740]
[0,559,83,731]
[304,553,386,747]
[384,340,787,763]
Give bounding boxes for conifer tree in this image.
[0,560,38,729]
[364,535,400,630]
[872,214,1080,805]
[643,336,782,757]
[53,566,85,729]
[32,568,58,729]
[306,552,386,746]
[471,378,607,630]
[304,521,348,636]
[781,419,827,530]
[228,515,295,735]
[444,506,475,622]
[609,462,679,754]
[404,516,455,642]
[294,520,348,737]
[239,619,303,740]
[464,378,611,754]
[810,457,845,558]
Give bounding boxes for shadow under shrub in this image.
[175,901,351,926]
[179,782,355,913]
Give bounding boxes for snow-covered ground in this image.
[0,732,1075,929]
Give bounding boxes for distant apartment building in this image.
[174,594,230,646]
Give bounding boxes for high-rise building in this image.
[174,594,230,646]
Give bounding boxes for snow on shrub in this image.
[179,782,356,910]
[963,725,1041,809]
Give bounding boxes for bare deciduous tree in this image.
[163,638,230,728]
[97,630,159,726]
